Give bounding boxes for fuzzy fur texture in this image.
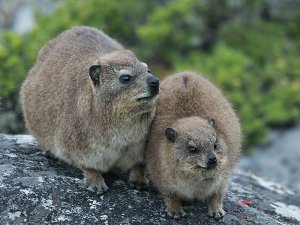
[145,71,241,219]
[20,26,159,192]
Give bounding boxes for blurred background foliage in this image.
[0,0,300,151]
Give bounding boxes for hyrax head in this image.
[165,116,228,177]
[88,50,159,116]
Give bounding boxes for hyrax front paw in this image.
[166,206,186,219]
[128,165,148,190]
[164,194,186,219]
[128,180,148,190]
[82,168,108,194]
[207,190,226,219]
[207,206,225,219]
[85,177,108,194]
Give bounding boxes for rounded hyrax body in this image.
[145,72,241,219]
[20,26,159,193]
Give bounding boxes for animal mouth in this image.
[196,165,207,169]
[138,96,153,101]
[196,165,217,171]
[137,94,157,101]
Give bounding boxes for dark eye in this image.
[188,146,197,153]
[119,74,133,84]
[148,69,151,73]
[214,143,218,150]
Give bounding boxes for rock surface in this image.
[239,125,300,194]
[0,134,300,225]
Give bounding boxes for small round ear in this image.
[89,65,101,86]
[165,128,177,143]
[208,117,216,127]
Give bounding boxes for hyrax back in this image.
[20,26,159,193]
[145,71,241,219]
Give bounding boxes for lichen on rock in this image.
[0,134,299,224]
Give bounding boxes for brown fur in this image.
[20,26,159,193]
[145,71,241,218]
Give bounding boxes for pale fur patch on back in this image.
[182,75,189,89]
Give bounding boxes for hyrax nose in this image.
[147,76,160,88]
[207,155,217,169]
[147,76,160,94]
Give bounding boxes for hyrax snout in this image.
[20,26,159,194]
[145,72,241,219]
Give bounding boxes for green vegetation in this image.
[1,0,299,150]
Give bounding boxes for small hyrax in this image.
[145,71,241,219]
[20,26,159,193]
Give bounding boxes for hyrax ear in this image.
[165,128,177,143]
[208,117,216,127]
[89,65,101,86]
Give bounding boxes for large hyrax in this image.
[145,72,241,219]
[20,26,159,193]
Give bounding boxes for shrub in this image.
[0,32,28,99]
[0,0,299,151]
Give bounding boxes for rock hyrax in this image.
[145,71,241,219]
[20,26,159,193]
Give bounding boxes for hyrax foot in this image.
[207,206,225,219]
[164,194,186,219]
[82,168,108,194]
[166,206,186,219]
[128,165,148,190]
[207,190,225,219]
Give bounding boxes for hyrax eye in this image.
[148,69,151,73]
[214,143,218,150]
[188,146,197,153]
[119,74,133,84]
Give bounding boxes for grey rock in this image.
[239,125,300,194]
[0,110,25,134]
[0,134,300,225]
